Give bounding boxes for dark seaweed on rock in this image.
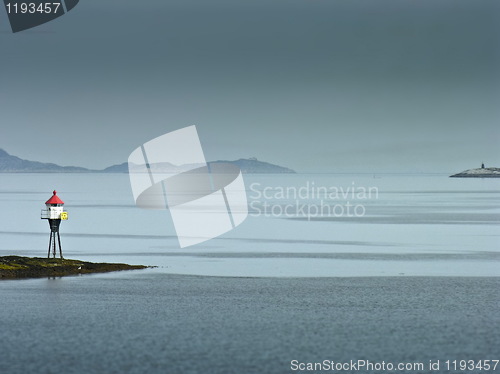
[0,256,148,279]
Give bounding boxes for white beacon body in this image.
[45,191,64,218]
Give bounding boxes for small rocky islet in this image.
[450,164,500,178]
[0,256,149,279]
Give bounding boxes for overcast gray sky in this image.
[1,0,499,172]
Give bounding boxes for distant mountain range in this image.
[0,149,89,173]
[0,149,295,174]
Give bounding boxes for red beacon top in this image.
[45,190,65,205]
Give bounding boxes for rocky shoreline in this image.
[0,256,149,279]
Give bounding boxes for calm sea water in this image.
[1,274,499,374]
[0,173,498,276]
[0,173,499,373]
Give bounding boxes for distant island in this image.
[0,149,295,174]
[450,164,500,178]
[0,256,149,279]
[211,158,296,174]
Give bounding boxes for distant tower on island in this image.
[41,190,68,259]
[481,163,485,169]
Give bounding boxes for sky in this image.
[1,0,499,173]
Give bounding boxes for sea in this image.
[0,173,498,374]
